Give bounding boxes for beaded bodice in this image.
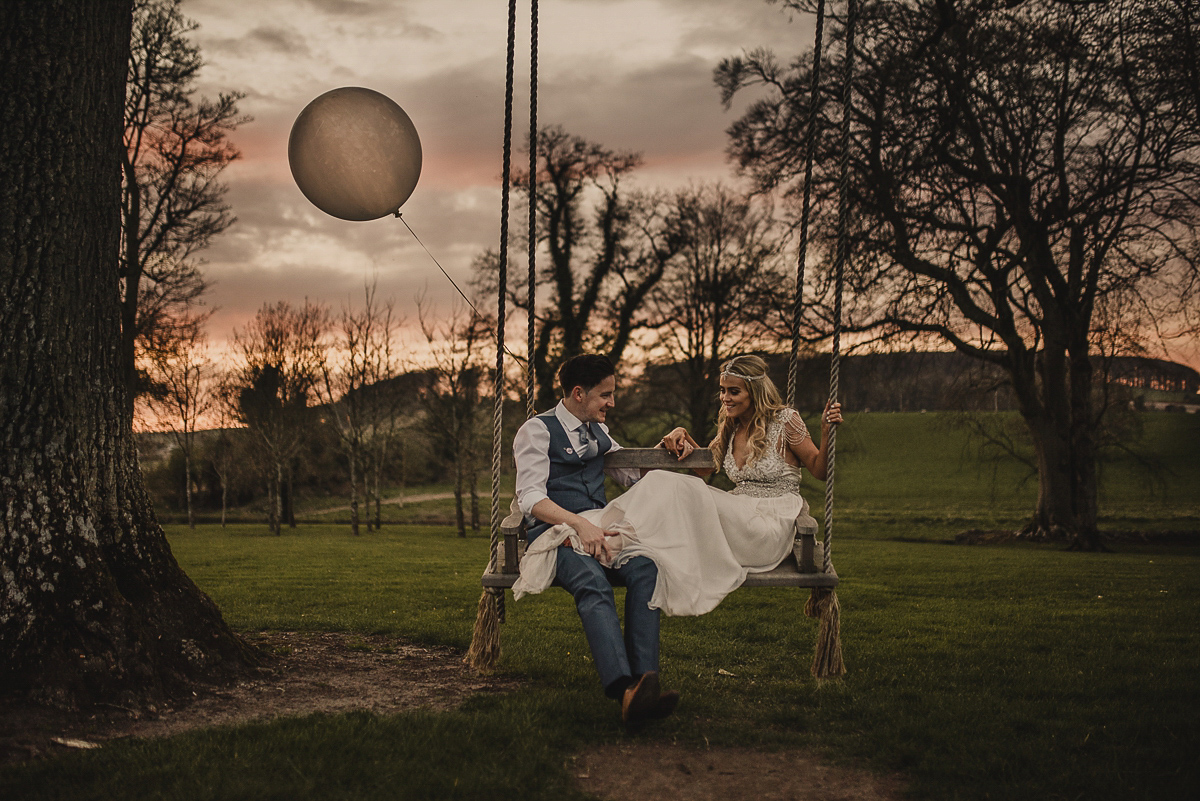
[725,410,805,498]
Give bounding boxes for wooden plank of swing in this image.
[483,529,838,590]
[603,447,715,470]
[481,554,838,589]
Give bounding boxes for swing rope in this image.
[786,0,826,410]
[466,0,519,671]
[804,0,857,680]
[824,0,856,576]
[527,0,539,420]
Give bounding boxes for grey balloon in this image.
[288,87,423,222]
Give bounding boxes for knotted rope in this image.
[805,0,857,680]
[467,0,520,672]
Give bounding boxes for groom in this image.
[513,353,678,727]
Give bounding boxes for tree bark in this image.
[0,0,256,707]
[1010,344,1103,550]
[454,454,466,538]
[286,465,296,528]
[272,461,283,536]
[348,451,359,536]
[185,449,194,530]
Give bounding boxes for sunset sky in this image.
[183,0,814,355]
[181,0,1198,373]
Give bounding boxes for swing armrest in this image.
[795,513,819,573]
[501,522,523,574]
[603,447,716,470]
[500,501,525,574]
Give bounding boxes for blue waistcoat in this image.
[526,409,613,540]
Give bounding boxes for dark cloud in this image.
[302,0,391,16]
[677,1,812,54]
[203,25,310,59]
[246,25,310,54]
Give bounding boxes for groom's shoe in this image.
[649,688,679,720]
[621,671,660,729]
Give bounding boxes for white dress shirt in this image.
[513,400,641,518]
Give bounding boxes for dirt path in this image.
[0,632,517,764]
[573,743,905,801]
[1,632,904,800]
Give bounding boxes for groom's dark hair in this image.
[558,354,615,396]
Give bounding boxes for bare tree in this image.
[363,367,412,531]
[229,301,329,535]
[414,295,492,537]
[121,0,247,415]
[477,125,673,407]
[1,0,253,705]
[144,315,212,529]
[645,184,789,440]
[319,282,402,535]
[207,383,245,528]
[719,0,1200,549]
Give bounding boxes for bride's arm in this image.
[660,427,714,477]
[788,402,842,480]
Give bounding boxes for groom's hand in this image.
[573,518,619,561]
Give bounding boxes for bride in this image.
[513,355,843,616]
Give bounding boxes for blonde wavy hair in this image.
[709,355,788,472]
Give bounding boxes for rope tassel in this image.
[465,588,503,672]
[804,587,845,679]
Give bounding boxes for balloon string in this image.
[396,213,521,362]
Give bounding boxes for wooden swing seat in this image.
[480,447,838,591]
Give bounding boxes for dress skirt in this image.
[512,470,811,616]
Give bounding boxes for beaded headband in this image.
[721,367,764,382]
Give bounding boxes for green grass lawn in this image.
[5,525,1197,800]
[5,412,1199,800]
[814,410,1200,538]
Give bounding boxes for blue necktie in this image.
[578,423,597,460]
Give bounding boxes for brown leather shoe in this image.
[649,688,679,720]
[621,671,660,728]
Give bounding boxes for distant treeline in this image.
[645,351,1199,417]
[136,351,1197,524]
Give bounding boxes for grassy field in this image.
[4,412,1199,800]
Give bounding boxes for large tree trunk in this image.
[286,464,296,528]
[454,454,466,538]
[393,440,405,517]
[185,448,195,530]
[348,450,360,536]
[272,461,283,536]
[0,0,255,707]
[1013,344,1103,550]
[468,445,481,534]
[120,174,142,422]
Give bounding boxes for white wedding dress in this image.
[513,409,817,616]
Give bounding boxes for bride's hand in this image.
[659,427,694,460]
[821,401,843,433]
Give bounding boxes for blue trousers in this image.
[543,538,660,697]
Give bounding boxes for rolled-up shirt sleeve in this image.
[601,426,642,488]
[514,417,552,517]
